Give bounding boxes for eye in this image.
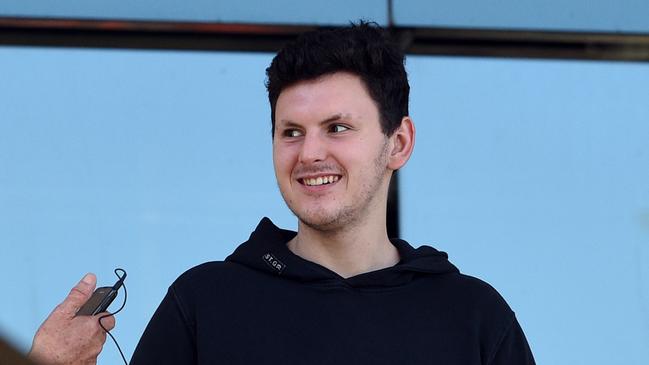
[283,129,303,138]
[329,124,349,133]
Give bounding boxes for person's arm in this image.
[28,273,116,365]
[130,285,196,365]
[488,315,536,365]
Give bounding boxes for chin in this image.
[299,216,340,232]
[295,207,357,232]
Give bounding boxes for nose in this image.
[298,132,327,164]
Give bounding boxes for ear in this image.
[387,116,415,171]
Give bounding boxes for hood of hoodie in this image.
[226,217,459,288]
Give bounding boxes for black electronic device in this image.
[75,271,126,316]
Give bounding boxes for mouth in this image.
[298,175,341,187]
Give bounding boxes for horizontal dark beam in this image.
[0,17,316,52]
[1,17,649,62]
[402,27,649,61]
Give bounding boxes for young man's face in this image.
[272,72,392,231]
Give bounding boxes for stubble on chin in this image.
[297,202,358,233]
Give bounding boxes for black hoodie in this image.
[130,218,535,364]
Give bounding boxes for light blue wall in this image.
[1,47,648,364]
[394,0,649,33]
[402,56,649,364]
[0,47,294,364]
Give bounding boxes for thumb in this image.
[56,273,97,317]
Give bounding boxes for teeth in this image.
[303,175,340,186]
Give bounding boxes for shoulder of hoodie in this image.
[169,260,253,293]
[442,271,511,303]
[429,271,516,331]
[433,270,514,311]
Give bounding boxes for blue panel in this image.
[401,56,649,364]
[0,46,295,364]
[0,0,387,25]
[394,0,649,33]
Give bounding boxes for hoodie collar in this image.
[226,217,459,288]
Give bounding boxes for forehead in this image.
[275,72,379,125]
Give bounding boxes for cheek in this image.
[337,141,388,179]
[273,145,298,178]
[332,143,364,169]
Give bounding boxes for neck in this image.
[287,211,400,279]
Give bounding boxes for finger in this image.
[90,320,108,344]
[96,312,116,332]
[56,273,97,317]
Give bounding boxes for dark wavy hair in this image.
[265,21,409,137]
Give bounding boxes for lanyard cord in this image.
[98,268,128,365]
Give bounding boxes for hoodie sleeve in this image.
[130,286,197,365]
[487,315,536,365]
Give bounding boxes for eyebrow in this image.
[278,113,350,128]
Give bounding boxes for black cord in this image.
[99,268,128,365]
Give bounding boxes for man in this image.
[30,22,535,364]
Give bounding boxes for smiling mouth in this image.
[300,175,341,186]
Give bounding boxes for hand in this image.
[28,273,116,365]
